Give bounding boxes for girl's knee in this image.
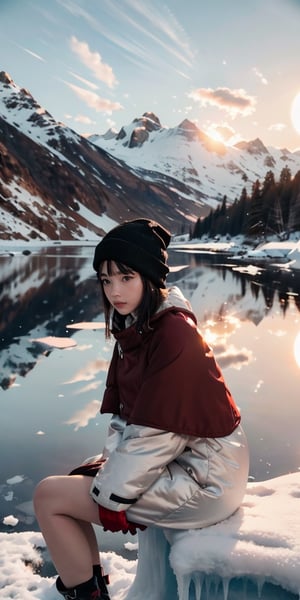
[33,476,58,510]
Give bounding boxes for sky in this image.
[1,470,300,599]
[2,0,300,151]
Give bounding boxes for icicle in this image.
[221,576,231,600]
[202,574,223,599]
[192,573,204,600]
[176,573,190,600]
[241,577,248,599]
[256,575,266,598]
[177,571,210,600]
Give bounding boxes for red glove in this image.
[98,505,146,535]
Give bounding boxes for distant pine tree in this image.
[191,169,300,239]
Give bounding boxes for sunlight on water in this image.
[294,331,300,368]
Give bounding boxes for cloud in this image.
[68,71,99,90]
[22,48,45,62]
[73,381,102,394]
[65,113,98,126]
[123,0,195,66]
[61,0,193,75]
[70,36,118,88]
[188,87,257,118]
[64,358,110,384]
[215,343,254,370]
[175,69,191,80]
[64,399,101,431]
[269,122,286,132]
[66,82,123,113]
[74,115,96,124]
[252,67,268,85]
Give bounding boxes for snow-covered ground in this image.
[1,235,300,271]
[171,236,300,270]
[1,472,300,599]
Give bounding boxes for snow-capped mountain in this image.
[90,112,300,212]
[2,70,300,242]
[0,72,200,241]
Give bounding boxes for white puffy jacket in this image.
[90,415,249,529]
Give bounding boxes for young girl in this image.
[34,218,249,600]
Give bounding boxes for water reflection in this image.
[0,246,104,389]
[0,245,300,539]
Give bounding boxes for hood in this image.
[113,285,196,347]
[148,285,197,328]
[159,285,193,314]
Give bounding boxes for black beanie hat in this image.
[93,218,171,288]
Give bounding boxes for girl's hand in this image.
[98,505,146,535]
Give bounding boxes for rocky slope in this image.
[0,72,201,241]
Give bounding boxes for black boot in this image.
[56,575,101,599]
[93,565,110,600]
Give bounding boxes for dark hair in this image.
[98,260,167,338]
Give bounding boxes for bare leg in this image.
[77,519,101,566]
[33,475,101,587]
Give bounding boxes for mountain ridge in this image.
[90,111,300,214]
[1,70,300,241]
[0,71,201,241]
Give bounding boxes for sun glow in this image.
[291,93,300,134]
[294,331,300,368]
[206,127,224,143]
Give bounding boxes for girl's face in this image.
[100,261,144,315]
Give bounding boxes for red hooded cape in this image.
[101,307,240,438]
